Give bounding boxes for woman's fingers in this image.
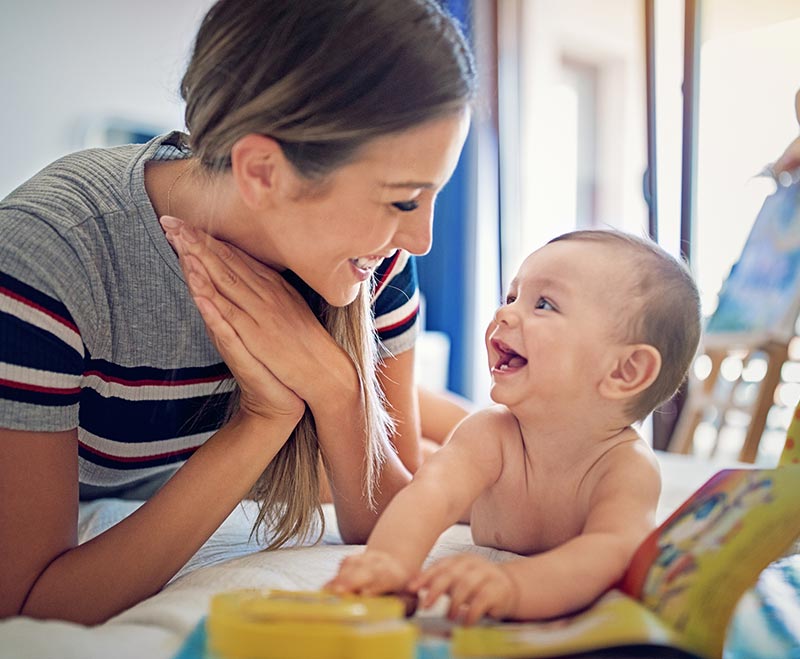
[160,217,345,402]
[179,243,304,421]
[165,223,269,311]
[192,292,302,419]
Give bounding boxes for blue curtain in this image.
[416,0,473,396]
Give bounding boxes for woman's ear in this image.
[230,134,285,209]
[599,344,662,401]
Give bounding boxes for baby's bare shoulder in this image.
[587,430,661,495]
[455,404,519,437]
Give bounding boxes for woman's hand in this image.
[160,216,311,424]
[160,218,352,407]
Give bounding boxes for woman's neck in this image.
[146,158,239,234]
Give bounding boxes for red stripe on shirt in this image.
[78,440,199,463]
[377,304,420,332]
[0,286,80,334]
[0,377,80,395]
[82,371,233,388]
[373,251,401,299]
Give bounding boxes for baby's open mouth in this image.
[492,340,528,371]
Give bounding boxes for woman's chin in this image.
[320,283,361,307]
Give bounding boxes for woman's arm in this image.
[1,410,302,624]
[418,385,472,446]
[2,226,311,624]
[378,349,423,472]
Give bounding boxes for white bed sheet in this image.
[0,452,736,659]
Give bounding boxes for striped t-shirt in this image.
[0,132,418,489]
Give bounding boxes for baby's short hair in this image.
[548,229,702,421]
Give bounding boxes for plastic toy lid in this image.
[211,589,406,623]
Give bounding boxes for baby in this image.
[326,229,702,624]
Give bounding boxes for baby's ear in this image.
[599,344,662,401]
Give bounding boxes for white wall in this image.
[0,0,214,197]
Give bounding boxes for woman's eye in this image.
[392,200,419,212]
[535,297,554,311]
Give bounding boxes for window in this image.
[498,0,649,291]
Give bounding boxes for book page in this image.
[621,465,800,658]
[451,590,689,658]
[703,178,800,345]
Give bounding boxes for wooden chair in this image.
[669,340,793,463]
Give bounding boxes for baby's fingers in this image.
[447,570,491,619]
[412,560,460,609]
[326,558,378,595]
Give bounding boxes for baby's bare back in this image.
[469,419,655,556]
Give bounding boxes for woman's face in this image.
[246,111,470,306]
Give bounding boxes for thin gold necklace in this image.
[166,161,191,217]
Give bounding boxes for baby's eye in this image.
[535,297,554,311]
[505,294,516,304]
[392,200,419,212]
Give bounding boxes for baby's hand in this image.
[324,550,412,596]
[410,554,519,625]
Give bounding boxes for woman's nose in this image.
[392,208,433,256]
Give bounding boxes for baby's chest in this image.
[470,477,588,555]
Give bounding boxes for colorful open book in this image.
[452,404,800,659]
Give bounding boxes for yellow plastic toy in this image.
[207,589,417,659]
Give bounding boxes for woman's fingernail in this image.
[160,215,183,230]
[181,226,199,243]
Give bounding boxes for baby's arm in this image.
[326,409,504,595]
[500,444,661,620]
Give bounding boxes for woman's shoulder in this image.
[2,145,135,229]
[0,133,183,233]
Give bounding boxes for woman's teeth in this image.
[351,256,382,270]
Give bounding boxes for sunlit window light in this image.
[693,354,712,380]
[692,422,717,459]
[741,358,768,382]
[781,361,800,383]
[776,382,800,408]
[720,356,743,382]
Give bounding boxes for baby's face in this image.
[485,240,633,411]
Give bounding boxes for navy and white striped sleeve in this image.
[371,250,420,357]
[0,270,84,430]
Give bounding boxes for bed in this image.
[0,452,794,659]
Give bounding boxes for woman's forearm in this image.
[21,411,298,625]
[309,357,411,543]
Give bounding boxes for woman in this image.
[0,0,474,624]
